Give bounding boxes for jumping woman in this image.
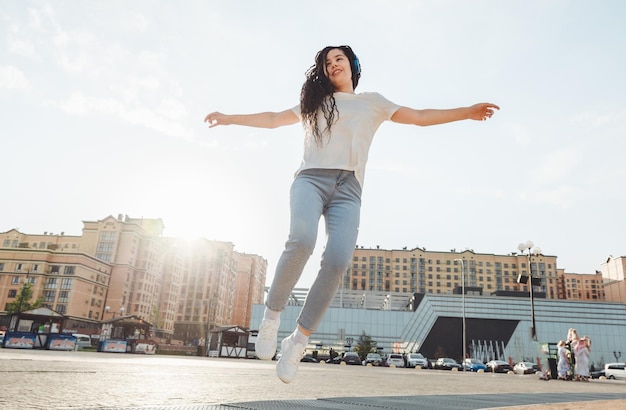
[205,45,499,383]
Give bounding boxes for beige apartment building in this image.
[172,239,237,342]
[556,268,605,301]
[0,229,111,329]
[80,215,166,325]
[0,215,267,342]
[231,253,267,329]
[347,246,562,299]
[600,255,626,303]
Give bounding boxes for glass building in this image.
[251,289,626,369]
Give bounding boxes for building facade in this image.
[1,215,267,342]
[556,269,605,301]
[251,289,626,371]
[600,255,626,303]
[348,247,561,300]
[231,253,267,330]
[0,229,111,326]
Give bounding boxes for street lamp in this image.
[454,258,466,371]
[105,306,126,318]
[517,241,542,341]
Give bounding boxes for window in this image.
[58,291,69,303]
[45,278,58,289]
[11,276,20,285]
[16,263,23,271]
[8,289,17,298]
[50,265,60,274]
[0,262,4,271]
[43,290,56,302]
[32,264,39,272]
[63,266,75,275]
[56,304,67,314]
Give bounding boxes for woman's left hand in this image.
[468,103,500,121]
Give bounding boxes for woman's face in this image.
[323,48,354,93]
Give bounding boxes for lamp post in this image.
[454,258,466,370]
[517,241,542,342]
[105,306,125,318]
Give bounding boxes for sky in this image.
[1,0,625,288]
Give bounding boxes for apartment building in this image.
[600,255,626,303]
[1,215,268,342]
[79,214,165,325]
[556,268,605,301]
[0,229,111,326]
[348,246,560,299]
[231,253,267,329]
[172,239,238,343]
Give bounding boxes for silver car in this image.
[406,353,429,368]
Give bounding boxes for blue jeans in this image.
[266,169,362,332]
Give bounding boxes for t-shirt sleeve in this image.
[290,104,302,121]
[373,93,401,120]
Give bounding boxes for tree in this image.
[5,282,42,314]
[354,330,377,361]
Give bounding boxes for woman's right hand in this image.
[204,112,230,128]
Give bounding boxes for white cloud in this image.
[7,29,36,59]
[156,98,187,121]
[0,65,31,91]
[55,91,194,140]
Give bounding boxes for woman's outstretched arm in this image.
[204,109,299,129]
[390,102,499,126]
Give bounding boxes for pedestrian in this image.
[574,336,591,381]
[556,340,570,380]
[204,45,499,383]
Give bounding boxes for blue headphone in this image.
[353,57,361,75]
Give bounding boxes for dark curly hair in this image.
[300,45,361,146]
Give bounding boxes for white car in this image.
[513,361,539,374]
[406,353,429,368]
[386,353,405,367]
[604,363,626,380]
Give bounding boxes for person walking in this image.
[204,45,499,383]
[557,340,570,380]
[574,336,591,381]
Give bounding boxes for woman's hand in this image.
[467,103,500,121]
[204,112,230,128]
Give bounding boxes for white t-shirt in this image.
[291,92,400,188]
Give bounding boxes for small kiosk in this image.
[98,315,156,354]
[2,307,76,351]
[206,325,249,358]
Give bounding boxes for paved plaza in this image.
[1,349,625,409]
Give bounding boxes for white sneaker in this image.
[276,335,305,384]
[255,318,279,360]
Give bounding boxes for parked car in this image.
[385,353,405,367]
[73,333,92,349]
[341,351,362,365]
[363,353,383,366]
[300,355,318,363]
[485,360,512,373]
[604,363,626,380]
[463,358,487,372]
[434,357,462,370]
[405,353,429,368]
[513,361,540,374]
[590,369,605,379]
[326,355,343,364]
